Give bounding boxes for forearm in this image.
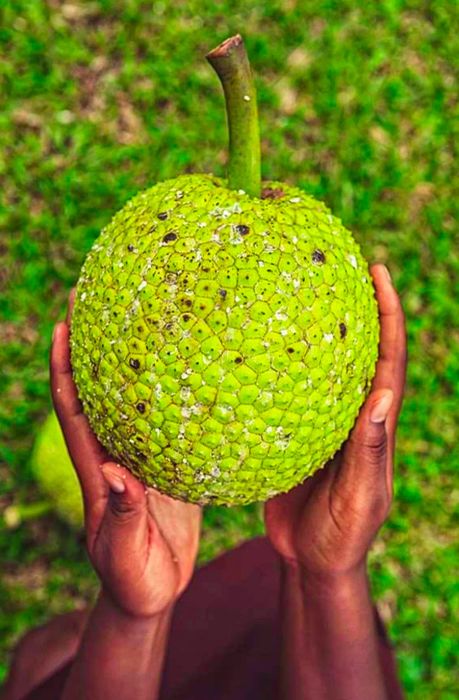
[279,561,388,700]
[61,590,172,700]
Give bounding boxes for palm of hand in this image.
[265,447,390,577]
[88,481,201,617]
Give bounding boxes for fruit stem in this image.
[207,35,261,198]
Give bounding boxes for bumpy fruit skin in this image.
[31,411,84,528]
[71,174,379,505]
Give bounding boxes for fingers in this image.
[50,321,108,513]
[98,463,149,551]
[336,388,393,509]
[51,323,83,420]
[370,265,407,483]
[370,264,407,421]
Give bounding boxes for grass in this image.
[1,0,458,696]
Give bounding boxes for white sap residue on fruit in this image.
[154,383,162,398]
[138,280,147,291]
[275,439,290,451]
[348,254,358,269]
[210,202,242,219]
[289,197,301,203]
[324,333,334,343]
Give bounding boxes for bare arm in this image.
[62,593,172,700]
[280,565,389,700]
[265,264,406,699]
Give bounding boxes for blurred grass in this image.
[0,0,458,696]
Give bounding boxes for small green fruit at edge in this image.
[71,35,379,506]
[4,412,84,529]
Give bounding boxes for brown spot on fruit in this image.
[136,402,146,413]
[236,224,250,236]
[219,288,227,299]
[127,244,135,252]
[235,356,243,364]
[129,358,140,369]
[339,322,347,339]
[163,231,177,243]
[158,212,168,220]
[312,249,326,264]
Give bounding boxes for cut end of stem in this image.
[207,35,261,198]
[206,34,243,60]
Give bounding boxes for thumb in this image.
[99,462,148,542]
[341,389,394,488]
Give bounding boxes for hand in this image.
[50,293,202,618]
[265,264,406,579]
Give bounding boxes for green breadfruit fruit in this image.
[70,36,379,506]
[30,411,84,528]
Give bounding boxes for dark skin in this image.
[1,263,405,700]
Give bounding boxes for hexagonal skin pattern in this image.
[71,174,379,506]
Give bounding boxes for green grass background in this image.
[1,0,458,696]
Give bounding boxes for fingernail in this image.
[370,391,393,423]
[381,265,392,284]
[101,468,126,494]
[52,324,59,342]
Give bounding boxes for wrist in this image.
[281,557,368,596]
[98,589,174,631]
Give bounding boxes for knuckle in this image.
[109,497,140,522]
[350,433,387,462]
